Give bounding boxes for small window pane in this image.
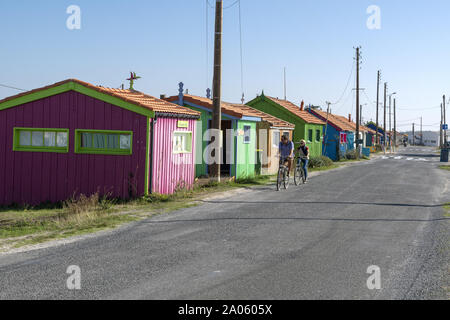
[19,131,31,146]
[244,126,251,144]
[120,135,131,150]
[56,132,68,147]
[308,129,313,142]
[173,135,183,152]
[81,133,92,148]
[44,132,56,147]
[273,131,280,148]
[107,134,119,149]
[32,131,44,147]
[93,134,105,149]
[316,130,321,142]
[173,132,192,153]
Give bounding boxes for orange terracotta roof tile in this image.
[309,109,356,132]
[0,79,200,118]
[265,96,325,125]
[165,94,243,118]
[223,103,295,129]
[165,94,295,129]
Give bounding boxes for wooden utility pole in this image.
[324,101,331,155]
[394,98,397,151]
[412,123,415,146]
[355,47,361,151]
[383,83,387,153]
[211,0,223,180]
[376,71,380,144]
[284,67,287,101]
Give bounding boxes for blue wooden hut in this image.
[308,108,358,160]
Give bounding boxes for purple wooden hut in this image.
[0,79,200,206]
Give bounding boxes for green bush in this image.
[308,156,333,169]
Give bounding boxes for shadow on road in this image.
[397,153,439,158]
[200,200,447,208]
[143,216,450,224]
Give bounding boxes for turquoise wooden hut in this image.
[165,84,261,179]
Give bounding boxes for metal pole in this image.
[389,95,392,152]
[355,47,360,152]
[324,101,331,156]
[394,98,397,152]
[211,0,223,181]
[441,103,444,148]
[383,83,387,153]
[376,71,380,145]
[421,117,423,145]
[444,95,447,145]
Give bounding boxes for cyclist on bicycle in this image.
[297,139,310,182]
[278,134,294,176]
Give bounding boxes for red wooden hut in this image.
[0,79,200,206]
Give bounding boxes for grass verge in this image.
[444,203,450,218]
[0,160,348,252]
[439,165,450,171]
[0,177,274,251]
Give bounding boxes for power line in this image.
[238,0,244,101]
[329,60,354,105]
[224,0,240,10]
[206,0,210,89]
[0,83,27,92]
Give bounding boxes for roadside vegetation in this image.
[439,165,450,171]
[0,156,360,251]
[444,203,450,218]
[0,176,272,251]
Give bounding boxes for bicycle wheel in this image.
[283,169,290,190]
[294,166,301,186]
[301,168,306,184]
[276,168,283,191]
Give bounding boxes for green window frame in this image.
[308,129,313,143]
[316,129,321,142]
[13,127,69,153]
[75,129,133,155]
[173,131,193,154]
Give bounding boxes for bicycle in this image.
[294,157,307,186]
[277,157,291,191]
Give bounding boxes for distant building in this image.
[403,131,440,147]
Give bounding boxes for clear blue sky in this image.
[1,0,449,131]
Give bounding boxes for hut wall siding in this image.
[151,117,196,195]
[0,91,147,206]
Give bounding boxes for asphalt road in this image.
[0,147,448,300]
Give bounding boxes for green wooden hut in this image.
[246,93,325,157]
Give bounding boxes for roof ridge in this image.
[0,79,201,118]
